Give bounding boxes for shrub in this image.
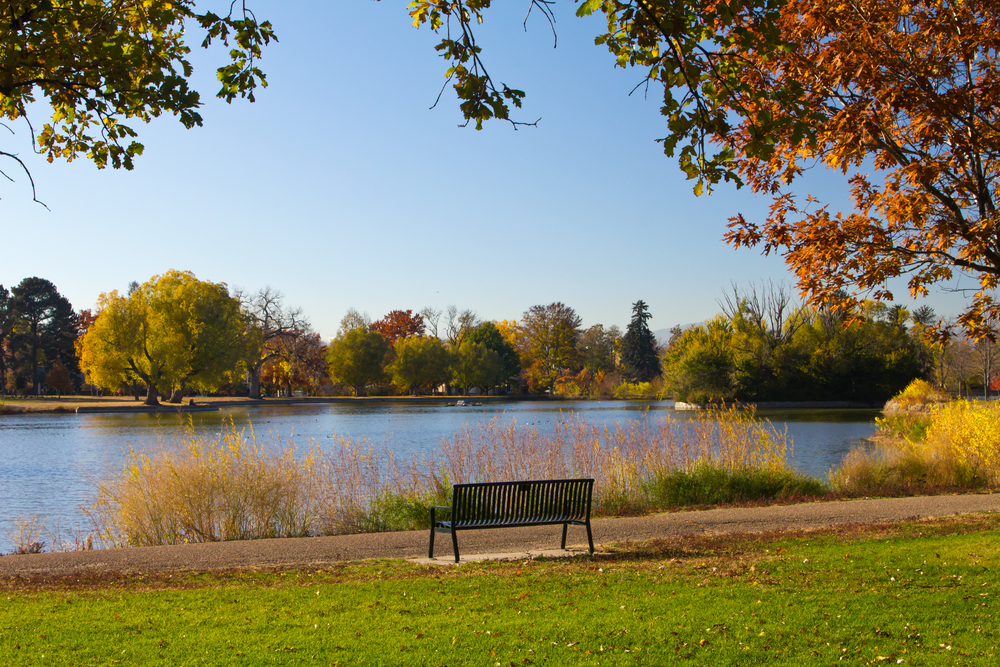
[893,379,949,407]
[831,398,1000,495]
[613,380,667,400]
[6,515,46,554]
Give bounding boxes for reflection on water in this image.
[0,400,878,549]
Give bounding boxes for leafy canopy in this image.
[1,0,275,202]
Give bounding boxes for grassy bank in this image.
[2,515,997,666]
[85,407,825,547]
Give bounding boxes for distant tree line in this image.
[5,271,662,402]
[9,271,971,404]
[324,300,660,397]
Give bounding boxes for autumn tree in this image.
[387,336,451,395]
[261,331,329,397]
[1,0,275,203]
[619,300,660,382]
[325,328,391,397]
[408,1,1000,336]
[236,287,308,399]
[370,310,425,347]
[45,360,74,396]
[519,302,582,393]
[78,271,244,405]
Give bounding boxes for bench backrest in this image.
[450,478,594,527]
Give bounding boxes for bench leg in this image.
[586,521,594,555]
[561,523,568,550]
[429,508,436,558]
[451,529,460,564]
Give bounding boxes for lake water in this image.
[0,401,879,550]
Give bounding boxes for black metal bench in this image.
[428,478,595,562]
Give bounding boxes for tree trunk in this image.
[169,382,186,404]
[247,367,262,399]
[144,380,159,406]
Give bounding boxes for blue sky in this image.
[1,1,972,337]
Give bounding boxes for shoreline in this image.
[0,395,889,415]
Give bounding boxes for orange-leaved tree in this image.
[409,0,1000,337]
[723,0,1000,340]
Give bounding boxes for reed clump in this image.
[830,399,1000,495]
[435,405,820,514]
[89,407,821,547]
[88,422,318,547]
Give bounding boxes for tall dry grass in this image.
[88,422,319,547]
[89,407,817,547]
[437,406,799,512]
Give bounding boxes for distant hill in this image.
[653,324,701,346]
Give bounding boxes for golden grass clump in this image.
[88,422,319,547]
[436,405,794,513]
[924,400,1000,485]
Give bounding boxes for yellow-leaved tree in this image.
[78,270,246,405]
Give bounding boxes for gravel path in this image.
[2,494,997,577]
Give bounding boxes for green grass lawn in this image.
[2,515,998,666]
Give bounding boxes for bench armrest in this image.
[430,506,452,528]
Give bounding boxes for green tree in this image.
[78,271,244,405]
[577,324,620,375]
[466,321,521,388]
[519,302,582,393]
[720,283,808,401]
[450,341,503,396]
[2,0,275,202]
[662,317,736,403]
[325,328,391,397]
[620,300,660,382]
[388,336,451,395]
[793,303,925,403]
[10,277,75,395]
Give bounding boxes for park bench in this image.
[428,478,595,562]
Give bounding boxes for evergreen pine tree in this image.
[620,300,661,382]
